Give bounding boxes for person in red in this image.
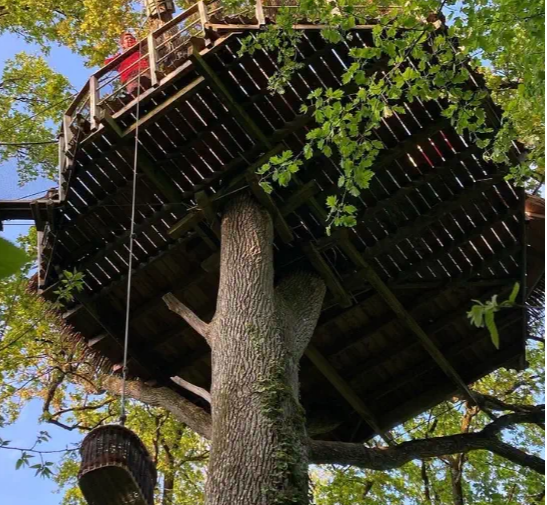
[105,32,152,98]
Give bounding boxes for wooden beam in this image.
[356,175,505,261]
[191,49,272,148]
[196,190,220,238]
[380,343,522,436]
[246,170,294,243]
[339,238,477,404]
[76,293,168,380]
[169,211,205,239]
[302,242,352,308]
[369,312,522,406]
[280,180,320,217]
[305,344,392,444]
[336,283,516,379]
[120,146,182,203]
[255,0,265,25]
[122,76,206,137]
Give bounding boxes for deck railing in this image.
[57,0,374,195]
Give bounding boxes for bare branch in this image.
[308,410,545,475]
[163,293,211,344]
[171,376,211,403]
[101,375,212,440]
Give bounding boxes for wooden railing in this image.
[57,0,374,196]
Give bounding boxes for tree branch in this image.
[171,376,211,403]
[163,293,211,344]
[308,410,545,475]
[101,375,212,440]
[275,271,326,358]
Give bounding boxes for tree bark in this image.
[450,462,464,505]
[204,194,325,505]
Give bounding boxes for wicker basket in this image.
[79,425,157,505]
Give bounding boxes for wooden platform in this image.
[3,1,542,442]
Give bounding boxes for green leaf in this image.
[484,311,500,349]
[0,237,29,279]
[259,181,273,194]
[508,282,520,304]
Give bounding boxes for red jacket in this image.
[105,50,149,83]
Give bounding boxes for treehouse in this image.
[1,0,544,444]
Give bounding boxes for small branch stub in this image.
[171,376,211,403]
[163,293,211,345]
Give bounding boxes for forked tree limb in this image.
[163,293,211,345]
[275,271,327,359]
[308,410,545,474]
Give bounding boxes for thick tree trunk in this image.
[204,194,325,505]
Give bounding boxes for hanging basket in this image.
[78,425,157,505]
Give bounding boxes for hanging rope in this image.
[119,32,146,427]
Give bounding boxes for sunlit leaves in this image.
[0,53,73,183]
[0,237,29,279]
[467,282,521,348]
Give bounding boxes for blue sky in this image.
[0,33,94,505]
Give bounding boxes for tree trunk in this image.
[449,461,465,505]
[162,469,175,505]
[204,194,325,505]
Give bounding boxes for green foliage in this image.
[467,282,520,348]
[0,237,29,279]
[0,53,73,183]
[0,0,142,66]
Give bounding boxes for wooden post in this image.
[58,134,66,202]
[144,0,175,30]
[63,114,73,148]
[89,76,99,130]
[255,0,265,25]
[37,230,44,292]
[147,33,159,87]
[198,0,209,28]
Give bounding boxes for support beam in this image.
[305,344,392,445]
[358,175,505,261]
[120,146,182,203]
[339,237,477,405]
[191,49,272,148]
[76,293,168,381]
[122,76,206,137]
[302,242,352,308]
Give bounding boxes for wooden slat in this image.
[302,242,352,308]
[339,237,477,405]
[304,344,392,443]
[191,49,272,148]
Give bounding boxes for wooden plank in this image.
[120,146,182,203]
[191,49,272,148]
[280,180,320,217]
[89,76,99,130]
[122,76,206,137]
[339,237,477,405]
[147,33,159,87]
[305,344,392,444]
[302,242,352,308]
[255,0,265,25]
[196,190,221,238]
[169,210,205,238]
